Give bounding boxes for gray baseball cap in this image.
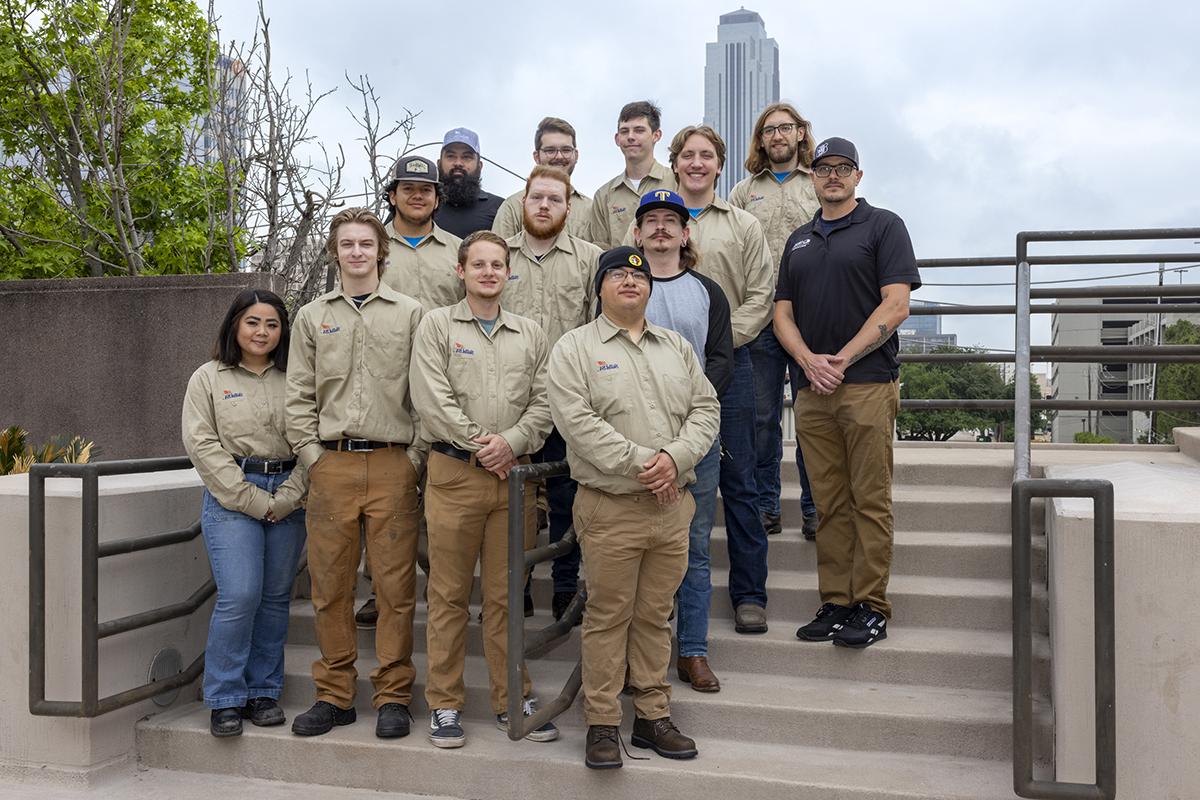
[442,127,481,154]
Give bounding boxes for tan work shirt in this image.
[728,167,820,276]
[502,229,600,347]
[587,160,676,249]
[381,223,464,310]
[548,314,720,495]
[623,195,774,347]
[286,283,424,470]
[492,187,593,241]
[182,360,308,520]
[410,300,552,458]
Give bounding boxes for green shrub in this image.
[1073,431,1116,445]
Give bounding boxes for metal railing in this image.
[504,461,585,740]
[28,457,210,717]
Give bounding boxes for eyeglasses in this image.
[538,146,576,157]
[761,123,798,138]
[604,268,649,285]
[813,163,856,178]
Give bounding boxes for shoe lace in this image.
[847,604,878,628]
[592,725,648,761]
[815,602,840,619]
[433,708,460,728]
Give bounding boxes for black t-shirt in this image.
[775,198,921,388]
[433,192,504,239]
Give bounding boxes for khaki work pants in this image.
[574,486,694,726]
[305,446,420,708]
[424,451,536,713]
[794,380,900,618]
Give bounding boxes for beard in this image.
[441,167,482,208]
[767,141,797,167]
[395,203,434,228]
[522,206,568,240]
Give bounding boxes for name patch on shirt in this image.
[610,205,626,215]
[595,360,619,372]
[791,238,812,251]
[453,341,475,356]
[507,274,520,281]
[221,390,244,400]
[319,323,341,334]
[749,193,766,203]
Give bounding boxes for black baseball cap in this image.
[386,155,440,186]
[812,137,859,167]
[594,246,653,298]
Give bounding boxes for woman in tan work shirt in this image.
[182,289,308,738]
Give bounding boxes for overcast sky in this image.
[210,0,1200,350]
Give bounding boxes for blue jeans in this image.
[748,324,817,519]
[720,347,769,609]
[531,427,579,594]
[200,471,307,709]
[677,439,721,657]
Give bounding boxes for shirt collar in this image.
[608,159,670,192]
[320,280,402,306]
[450,298,522,333]
[514,227,575,259]
[596,313,666,343]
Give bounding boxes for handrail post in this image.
[80,469,100,717]
[28,468,47,714]
[1014,233,1032,480]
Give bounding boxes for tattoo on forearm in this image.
[846,324,892,367]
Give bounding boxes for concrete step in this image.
[274,647,1048,761]
[781,457,1016,489]
[287,603,1051,695]
[138,701,1022,800]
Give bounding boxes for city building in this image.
[1128,299,1200,442]
[899,300,958,352]
[703,9,779,198]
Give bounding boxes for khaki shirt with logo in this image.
[492,187,593,241]
[548,314,720,495]
[410,300,552,458]
[381,223,465,310]
[286,283,425,471]
[587,160,676,249]
[728,167,820,278]
[623,195,774,348]
[502,229,600,347]
[182,360,308,520]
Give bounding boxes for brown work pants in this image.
[305,446,420,708]
[424,451,536,713]
[574,486,693,726]
[794,380,900,618]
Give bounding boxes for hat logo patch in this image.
[653,190,672,202]
[815,142,828,158]
[406,159,429,174]
[628,254,643,267]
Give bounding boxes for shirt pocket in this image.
[501,346,536,409]
[314,319,353,382]
[446,346,483,402]
[589,371,631,419]
[212,396,261,440]
[365,319,411,380]
[552,274,587,332]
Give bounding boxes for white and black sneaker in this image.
[795,602,854,641]
[832,603,887,649]
[428,708,465,748]
[496,696,559,742]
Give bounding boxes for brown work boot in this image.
[630,716,697,759]
[676,655,721,693]
[585,725,622,769]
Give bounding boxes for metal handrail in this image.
[28,457,210,717]
[505,461,583,741]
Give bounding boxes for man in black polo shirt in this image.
[434,127,504,238]
[773,137,921,649]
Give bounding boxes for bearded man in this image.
[434,127,504,238]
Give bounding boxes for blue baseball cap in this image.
[635,189,689,225]
[442,127,481,154]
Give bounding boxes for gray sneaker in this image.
[428,708,465,749]
[496,697,559,742]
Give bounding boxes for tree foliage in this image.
[897,349,1008,441]
[1153,319,1200,443]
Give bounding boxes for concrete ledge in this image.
[1173,426,1200,463]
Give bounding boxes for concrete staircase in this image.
[136,451,1048,799]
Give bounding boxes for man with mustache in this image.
[501,165,600,622]
[492,117,592,240]
[434,128,504,239]
[730,103,822,541]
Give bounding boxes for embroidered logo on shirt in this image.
[319,323,341,334]
[791,238,812,252]
[749,193,765,203]
[221,390,244,400]
[595,360,619,372]
[453,341,475,356]
[507,274,520,281]
[611,205,626,215]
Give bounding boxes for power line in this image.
[921,263,1199,287]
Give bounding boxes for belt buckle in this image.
[265,460,284,474]
[345,439,372,452]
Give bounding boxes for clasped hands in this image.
[802,353,845,395]
[638,451,681,506]
[472,433,517,478]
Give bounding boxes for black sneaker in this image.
[833,603,888,649]
[524,593,535,618]
[210,707,242,737]
[552,591,579,624]
[801,513,818,541]
[291,700,356,736]
[761,512,782,536]
[355,597,377,629]
[795,602,854,641]
[240,697,285,727]
[376,702,412,738]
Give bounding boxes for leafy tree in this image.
[897,348,1008,440]
[1153,319,1200,443]
[993,375,1049,442]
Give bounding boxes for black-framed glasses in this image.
[761,123,798,138]
[538,146,576,157]
[603,268,649,285]
[813,163,856,178]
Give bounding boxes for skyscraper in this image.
[704,9,780,198]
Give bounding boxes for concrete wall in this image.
[0,469,209,785]
[0,273,284,460]
[1045,460,1200,799]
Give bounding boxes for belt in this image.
[321,439,404,452]
[431,442,474,463]
[240,457,296,475]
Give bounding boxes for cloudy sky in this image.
[210,0,1200,350]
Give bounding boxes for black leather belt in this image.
[432,442,474,463]
[321,439,404,452]
[240,457,296,475]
